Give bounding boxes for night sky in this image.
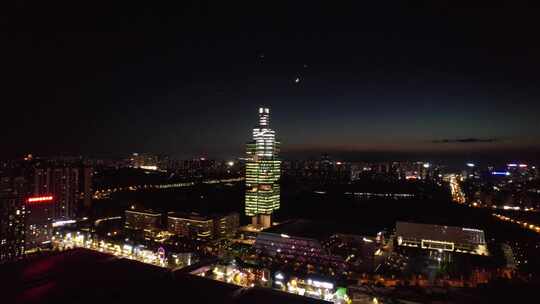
[3,2,540,162]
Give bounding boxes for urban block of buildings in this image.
[124,209,239,241]
[1,158,92,262]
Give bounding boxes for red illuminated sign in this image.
[27,196,54,204]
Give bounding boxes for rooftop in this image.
[1,248,328,304]
[261,219,333,240]
[239,224,265,233]
[396,221,486,245]
[168,211,239,222]
[168,212,212,222]
[125,209,162,216]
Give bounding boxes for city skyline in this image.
[3,3,540,161]
[2,3,540,303]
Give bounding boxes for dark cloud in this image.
[431,138,500,144]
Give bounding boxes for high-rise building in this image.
[0,177,27,263]
[1,163,54,255]
[34,166,80,220]
[80,166,93,213]
[1,159,92,255]
[129,153,159,170]
[245,107,281,228]
[25,195,54,251]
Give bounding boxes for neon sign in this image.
[157,247,165,260]
[27,196,53,204]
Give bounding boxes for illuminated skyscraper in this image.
[245,107,281,228]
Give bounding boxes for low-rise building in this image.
[395,221,488,255]
[125,209,162,235]
[254,220,346,272]
[213,212,239,239]
[167,212,239,241]
[168,212,214,240]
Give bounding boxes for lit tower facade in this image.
[245,107,281,228]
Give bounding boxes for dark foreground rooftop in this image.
[1,248,327,304]
[4,248,540,304]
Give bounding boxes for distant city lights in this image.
[308,279,334,289]
[466,163,475,167]
[52,219,76,227]
[139,165,158,170]
[491,171,510,176]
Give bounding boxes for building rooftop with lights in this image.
[124,209,162,236]
[167,212,239,240]
[245,107,281,228]
[254,220,347,272]
[396,221,488,255]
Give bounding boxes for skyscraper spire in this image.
[258,107,270,126]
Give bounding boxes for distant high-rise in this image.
[0,159,93,255]
[129,153,158,170]
[80,166,93,213]
[0,177,27,263]
[25,194,54,251]
[245,107,281,228]
[34,166,79,220]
